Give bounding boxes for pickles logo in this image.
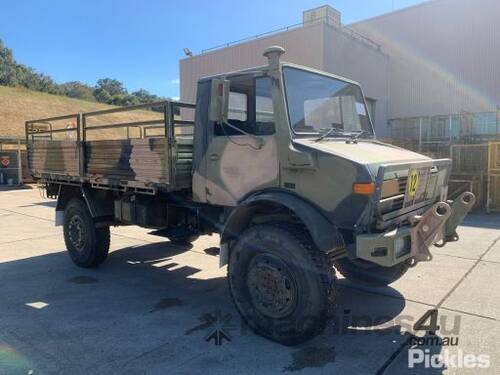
[408,309,490,370]
[407,170,419,198]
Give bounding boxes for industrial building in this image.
[180,0,500,138]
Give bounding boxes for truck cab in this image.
[27,46,475,345]
[193,45,473,267]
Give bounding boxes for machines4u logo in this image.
[408,309,490,370]
[186,310,235,346]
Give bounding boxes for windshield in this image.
[283,67,374,137]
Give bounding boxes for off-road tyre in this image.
[63,198,110,268]
[228,223,335,345]
[335,257,409,286]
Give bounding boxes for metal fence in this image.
[0,137,24,186]
[388,110,500,146]
[201,17,381,54]
[386,113,500,212]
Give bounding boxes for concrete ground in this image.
[0,187,499,374]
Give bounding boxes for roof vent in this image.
[303,5,341,28]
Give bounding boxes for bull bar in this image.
[354,156,476,267]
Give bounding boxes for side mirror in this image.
[209,78,230,124]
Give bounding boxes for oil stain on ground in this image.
[283,346,335,372]
[68,276,98,284]
[149,297,183,313]
[203,247,220,256]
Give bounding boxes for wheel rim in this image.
[68,215,86,250]
[246,253,298,319]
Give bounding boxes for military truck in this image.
[26,46,475,345]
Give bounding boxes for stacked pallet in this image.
[487,142,500,212]
[449,144,488,210]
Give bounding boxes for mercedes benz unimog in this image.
[26,46,475,345]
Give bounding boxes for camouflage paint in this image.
[29,137,193,189]
[204,135,278,206]
[29,140,79,177]
[27,46,474,265]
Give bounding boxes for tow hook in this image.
[434,192,476,248]
[409,202,451,262]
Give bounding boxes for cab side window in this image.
[255,77,275,135]
[214,76,275,136]
[228,92,248,122]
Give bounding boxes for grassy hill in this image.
[0,86,164,140]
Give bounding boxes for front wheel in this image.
[335,257,409,286]
[228,224,335,345]
[63,198,110,268]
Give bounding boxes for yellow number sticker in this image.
[407,170,419,198]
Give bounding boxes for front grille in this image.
[397,177,407,194]
[374,161,450,230]
[392,177,408,211]
[391,195,405,211]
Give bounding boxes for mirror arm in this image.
[221,121,265,150]
[222,121,249,136]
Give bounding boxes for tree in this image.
[131,88,158,103]
[0,38,60,94]
[110,94,140,106]
[95,78,126,96]
[60,81,95,101]
[0,38,165,107]
[31,72,61,95]
[93,88,113,104]
[0,39,20,86]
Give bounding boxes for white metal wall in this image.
[180,22,325,104]
[322,25,390,135]
[350,0,500,119]
[179,21,390,134]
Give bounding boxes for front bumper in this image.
[355,192,476,267]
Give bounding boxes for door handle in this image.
[209,153,219,161]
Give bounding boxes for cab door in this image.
[203,76,279,206]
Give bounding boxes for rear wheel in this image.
[228,223,335,345]
[335,257,409,286]
[63,198,110,268]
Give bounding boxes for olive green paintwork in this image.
[194,45,474,268]
[28,134,193,190]
[192,46,433,226]
[27,45,474,268]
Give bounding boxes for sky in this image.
[0,0,426,99]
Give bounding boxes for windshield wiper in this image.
[315,126,367,143]
[314,126,346,142]
[350,130,366,143]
